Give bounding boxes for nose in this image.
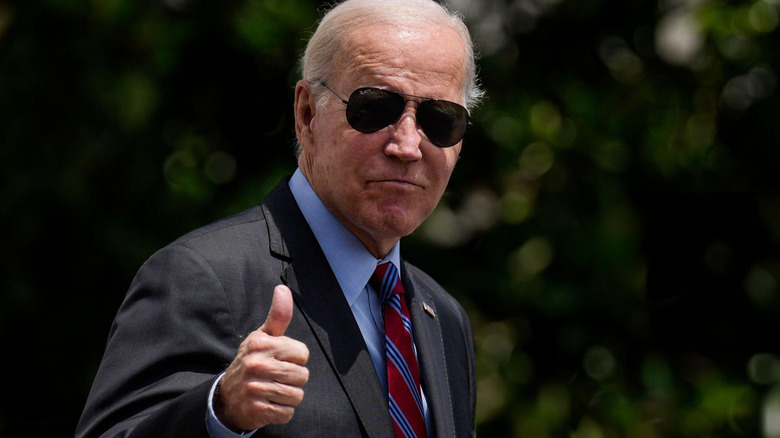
[384,104,423,161]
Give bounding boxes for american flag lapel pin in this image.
[422,302,436,318]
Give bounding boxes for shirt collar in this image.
[288,168,401,306]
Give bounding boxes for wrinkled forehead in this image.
[334,23,468,100]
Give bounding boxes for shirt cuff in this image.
[206,373,258,438]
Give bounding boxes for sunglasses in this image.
[319,83,470,148]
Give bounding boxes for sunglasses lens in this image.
[418,100,469,147]
[346,88,405,133]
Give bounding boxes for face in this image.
[296,23,467,257]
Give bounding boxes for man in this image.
[76,0,483,436]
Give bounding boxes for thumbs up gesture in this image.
[215,285,310,432]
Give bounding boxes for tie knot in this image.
[370,262,403,303]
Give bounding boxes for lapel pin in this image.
[422,302,436,318]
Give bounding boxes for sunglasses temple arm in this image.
[318,82,350,105]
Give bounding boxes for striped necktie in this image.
[370,262,427,438]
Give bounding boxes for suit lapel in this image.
[262,180,394,438]
[402,263,457,438]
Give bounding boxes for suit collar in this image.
[261,176,309,261]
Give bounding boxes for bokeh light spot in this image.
[764,385,780,437]
[204,150,237,185]
[489,115,525,150]
[656,8,703,66]
[520,142,555,178]
[584,345,616,381]
[749,1,779,33]
[530,101,562,141]
[749,353,780,385]
[598,35,644,83]
[509,236,554,277]
[744,265,778,307]
[501,190,534,224]
[420,205,464,247]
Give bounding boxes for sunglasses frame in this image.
[318,82,470,148]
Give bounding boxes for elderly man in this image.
[76,0,482,437]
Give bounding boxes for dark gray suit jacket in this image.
[76,178,476,438]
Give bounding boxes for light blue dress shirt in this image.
[206,169,428,437]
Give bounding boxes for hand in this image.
[215,285,310,432]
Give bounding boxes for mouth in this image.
[370,179,424,190]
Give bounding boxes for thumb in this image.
[260,285,294,337]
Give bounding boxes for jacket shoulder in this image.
[170,205,266,247]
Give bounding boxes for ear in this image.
[294,80,317,152]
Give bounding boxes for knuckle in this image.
[249,399,269,413]
[246,380,271,396]
[290,387,305,405]
[246,401,272,425]
[299,344,310,364]
[299,366,310,384]
[246,332,272,351]
[244,356,273,376]
[272,406,295,424]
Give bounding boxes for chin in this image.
[376,211,426,237]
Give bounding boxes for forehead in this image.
[335,23,467,101]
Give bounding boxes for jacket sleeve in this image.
[76,244,241,438]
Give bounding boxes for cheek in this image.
[431,150,459,185]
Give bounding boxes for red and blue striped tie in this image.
[370,262,427,438]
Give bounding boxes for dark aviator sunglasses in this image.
[319,82,470,148]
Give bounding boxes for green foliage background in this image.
[2,0,780,436]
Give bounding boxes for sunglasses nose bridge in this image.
[395,104,423,132]
[400,99,421,121]
[378,98,422,131]
[384,104,425,160]
[398,101,435,143]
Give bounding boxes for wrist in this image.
[213,379,247,434]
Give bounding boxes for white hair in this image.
[300,0,484,110]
